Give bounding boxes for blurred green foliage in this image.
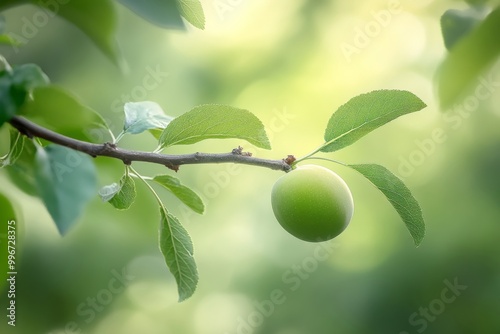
[1,0,500,333]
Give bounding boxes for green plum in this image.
[271,164,354,242]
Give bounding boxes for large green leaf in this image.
[441,7,486,51]
[321,90,426,152]
[0,64,49,127]
[118,0,184,29]
[159,104,271,150]
[99,173,136,210]
[159,208,198,301]
[123,101,173,135]
[153,175,204,214]
[177,0,205,29]
[34,144,97,235]
[20,86,110,142]
[349,164,425,246]
[437,7,500,109]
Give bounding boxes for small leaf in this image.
[99,174,136,210]
[20,86,110,142]
[118,0,185,29]
[159,208,198,301]
[123,101,173,135]
[159,104,271,150]
[153,175,204,214]
[99,183,120,202]
[441,8,486,51]
[34,144,97,235]
[348,164,425,246]
[1,129,25,168]
[437,7,500,109]
[177,0,205,29]
[321,90,426,152]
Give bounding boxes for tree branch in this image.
[9,116,292,172]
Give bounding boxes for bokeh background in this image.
[1,0,500,333]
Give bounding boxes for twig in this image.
[9,116,292,172]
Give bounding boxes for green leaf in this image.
[0,71,22,127]
[123,101,173,135]
[109,179,135,208]
[159,104,271,150]
[11,64,50,90]
[99,183,120,201]
[437,7,500,109]
[0,64,49,127]
[0,129,25,168]
[20,86,110,142]
[118,0,185,29]
[34,144,97,235]
[321,90,426,152]
[0,192,20,292]
[441,8,486,51]
[348,164,425,246]
[159,208,198,301]
[99,173,136,210]
[177,0,205,29]
[153,175,204,214]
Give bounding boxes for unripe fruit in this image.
[271,165,354,242]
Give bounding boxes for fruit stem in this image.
[294,146,324,164]
[295,156,347,167]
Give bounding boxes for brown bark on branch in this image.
[9,116,292,172]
